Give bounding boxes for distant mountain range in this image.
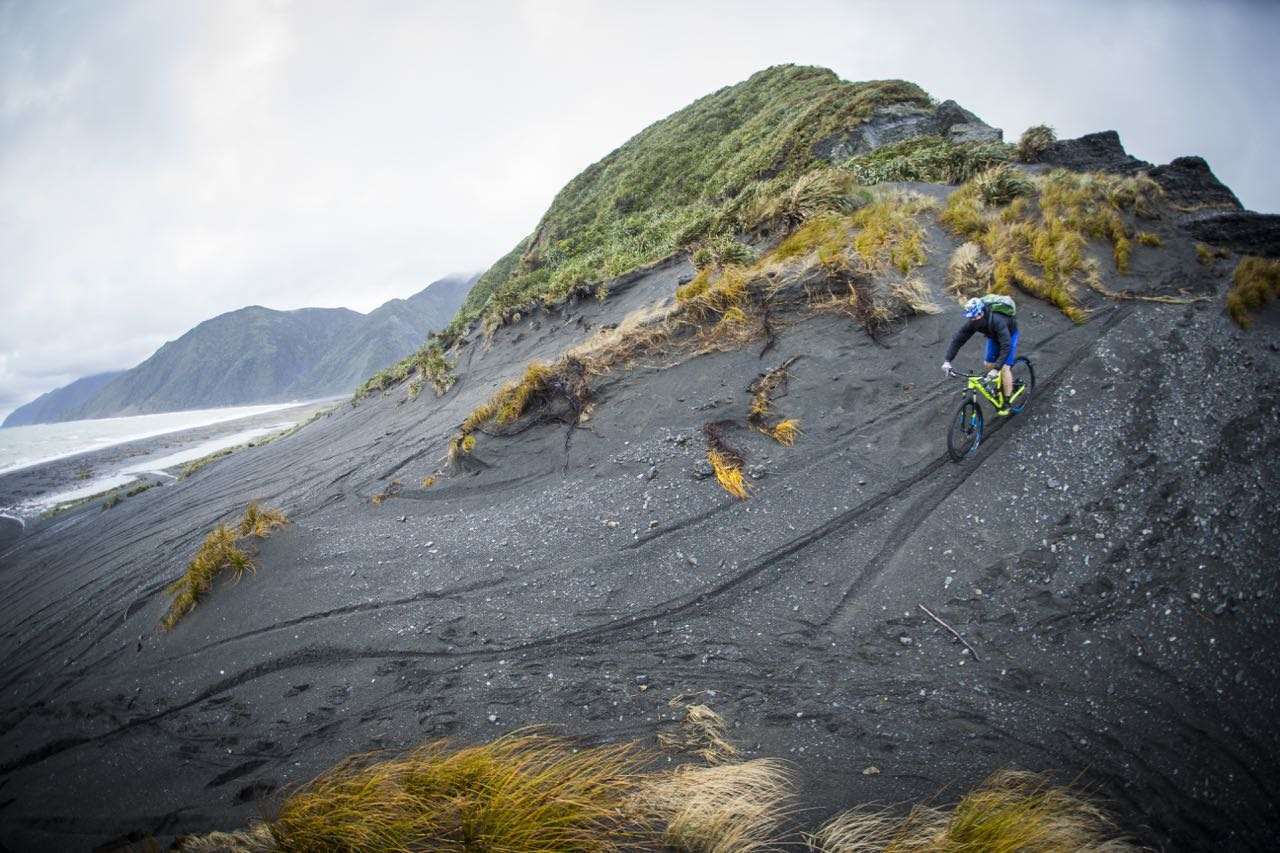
[2,274,475,427]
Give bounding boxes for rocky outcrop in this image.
[1149,156,1242,211]
[1037,130,1153,174]
[813,99,1003,162]
[1186,212,1280,258]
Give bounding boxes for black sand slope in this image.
[1,177,1279,851]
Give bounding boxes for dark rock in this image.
[814,100,1001,162]
[1150,156,1241,211]
[1038,130,1152,174]
[1186,212,1280,259]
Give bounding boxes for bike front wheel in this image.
[948,398,984,461]
[1009,356,1035,414]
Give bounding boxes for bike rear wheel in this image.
[947,398,984,461]
[1009,356,1035,414]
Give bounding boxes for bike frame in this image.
[949,370,1005,409]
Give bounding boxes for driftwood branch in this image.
[918,603,982,662]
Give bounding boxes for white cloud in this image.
[3,0,1278,417]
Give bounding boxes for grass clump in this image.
[658,698,739,764]
[807,770,1141,853]
[161,503,288,630]
[704,422,749,500]
[940,168,1166,322]
[456,66,932,329]
[971,164,1035,207]
[1226,256,1280,328]
[270,732,645,853]
[1135,231,1162,247]
[643,759,793,853]
[182,446,239,479]
[357,342,457,402]
[848,190,936,274]
[1196,242,1229,265]
[946,241,995,301]
[1016,124,1057,163]
[843,135,1012,185]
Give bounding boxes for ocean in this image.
[0,402,305,475]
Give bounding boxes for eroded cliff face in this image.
[1,116,1278,853]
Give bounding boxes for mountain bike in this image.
[946,356,1035,461]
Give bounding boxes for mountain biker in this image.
[941,295,1020,415]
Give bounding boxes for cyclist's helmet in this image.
[962,297,985,319]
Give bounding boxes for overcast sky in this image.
[3,0,1278,419]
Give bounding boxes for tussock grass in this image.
[357,342,457,402]
[1016,124,1056,163]
[182,446,239,479]
[1227,256,1280,328]
[161,504,288,630]
[940,168,1167,322]
[1135,231,1162,247]
[643,759,793,853]
[659,699,739,764]
[739,167,870,230]
[889,278,940,316]
[177,824,275,852]
[945,242,995,301]
[1196,242,1229,266]
[971,165,1035,207]
[270,732,645,853]
[849,190,936,274]
[807,770,1142,853]
[843,135,1012,186]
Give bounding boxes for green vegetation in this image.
[161,502,288,630]
[1227,256,1280,328]
[269,732,645,852]
[807,770,1140,852]
[456,66,932,330]
[843,135,1012,185]
[1016,123,1057,162]
[355,342,456,402]
[181,446,239,479]
[941,168,1166,322]
[971,164,1036,207]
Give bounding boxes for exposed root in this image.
[748,359,802,446]
[370,480,401,507]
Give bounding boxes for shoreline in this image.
[0,398,337,524]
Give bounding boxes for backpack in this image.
[981,293,1016,317]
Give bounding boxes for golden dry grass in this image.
[945,242,994,301]
[849,191,935,274]
[658,699,739,764]
[161,503,289,629]
[642,759,793,853]
[807,770,1142,853]
[1195,243,1229,266]
[940,169,1168,323]
[270,732,646,853]
[1226,256,1280,328]
[708,449,749,500]
[177,824,276,852]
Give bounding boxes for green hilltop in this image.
[455,65,932,330]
